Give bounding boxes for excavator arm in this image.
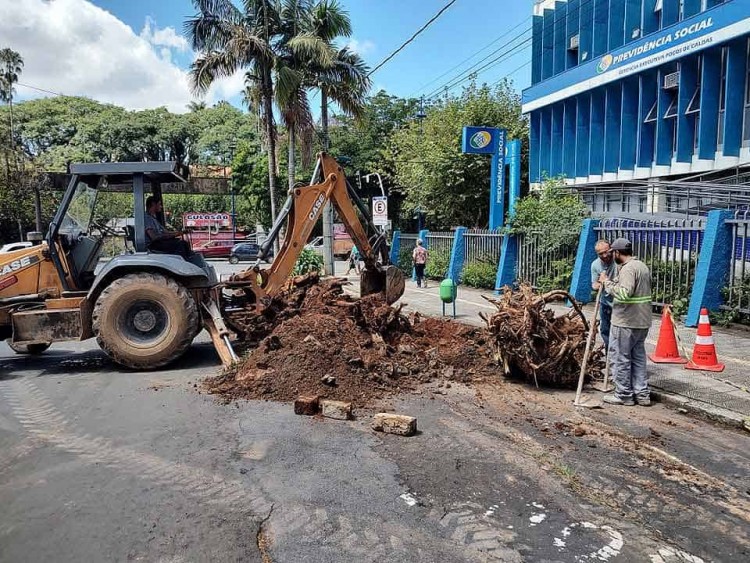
[226,153,405,315]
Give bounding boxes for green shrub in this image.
[425,249,450,280]
[536,257,575,293]
[397,247,414,276]
[462,260,496,289]
[293,248,324,276]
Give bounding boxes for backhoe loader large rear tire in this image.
[92,273,199,370]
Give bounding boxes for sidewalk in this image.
[341,269,750,427]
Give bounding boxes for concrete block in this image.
[372,413,417,436]
[320,400,352,420]
[294,395,319,416]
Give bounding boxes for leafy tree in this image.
[384,80,528,229]
[232,143,281,229]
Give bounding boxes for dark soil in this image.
[205,276,497,406]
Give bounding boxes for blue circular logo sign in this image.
[469,131,492,150]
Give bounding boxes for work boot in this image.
[602,394,635,406]
[636,396,652,406]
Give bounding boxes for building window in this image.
[654,0,663,12]
[644,101,658,123]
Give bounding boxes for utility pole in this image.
[321,118,335,276]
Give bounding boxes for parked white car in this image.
[0,242,33,253]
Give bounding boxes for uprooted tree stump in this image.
[479,285,604,388]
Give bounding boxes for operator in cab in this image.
[145,196,192,259]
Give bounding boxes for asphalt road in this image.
[1,262,748,562]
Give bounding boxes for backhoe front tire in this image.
[92,273,199,370]
[7,341,51,355]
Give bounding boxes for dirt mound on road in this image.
[205,276,495,406]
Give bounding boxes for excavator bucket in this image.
[360,265,405,305]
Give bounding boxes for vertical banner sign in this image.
[507,139,522,219]
[494,129,507,229]
[461,126,507,230]
[372,196,389,226]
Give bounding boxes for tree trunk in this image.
[321,88,330,150]
[34,185,42,233]
[263,69,278,224]
[288,127,295,191]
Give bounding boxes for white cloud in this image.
[0,0,246,113]
[140,16,189,52]
[345,38,376,57]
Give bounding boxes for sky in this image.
[0,0,532,114]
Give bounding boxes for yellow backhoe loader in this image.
[0,153,404,369]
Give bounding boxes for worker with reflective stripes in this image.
[598,237,653,406]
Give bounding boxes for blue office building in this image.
[523,0,750,213]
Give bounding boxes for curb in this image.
[651,389,748,430]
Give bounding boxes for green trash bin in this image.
[439,279,457,318]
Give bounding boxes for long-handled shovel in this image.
[574,287,602,408]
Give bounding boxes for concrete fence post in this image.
[686,210,734,327]
[389,230,401,266]
[495,233,517,294]
[446,227,467,283]
[569,218,601,304]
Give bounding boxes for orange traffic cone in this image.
[649,306,688,364]
[685,308,725,372]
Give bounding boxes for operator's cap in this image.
[610,238,632,252]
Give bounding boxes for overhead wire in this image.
[417,0,598,99]
[368,0,459,77]
[410,16,531,97]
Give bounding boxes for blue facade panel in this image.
[576,93,591,177]
[532,16,544,85]
[656,67,676,166]
[641,0,660,37]
[604,84,622,172]
[608,0,626,51]
[589,89,606,175]
[683,0,702,19]
[677,57,699,163]
[698,48,721,160]
[554,2,567,75]
[724,39,747,157]
[662,0,681,28]
[620,77,639,170]
[637,72,658,168]
[542,9,555,80]
[592,0,609,58]
[550,103,565,176]
[566,0,581,70]
[578,0,594,64]
[530,112,541,183]
[623,0,642,46]
[563,98,577,177]
[539,107,552,179]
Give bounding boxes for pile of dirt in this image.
[480,285,604,387]
[206,275,496,406]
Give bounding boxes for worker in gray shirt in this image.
[598,238,653,406]
[590,240,617,352]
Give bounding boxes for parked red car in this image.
[194,239,235,258]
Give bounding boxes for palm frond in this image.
[310,0,352,41]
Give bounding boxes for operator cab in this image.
[49,162,213,291]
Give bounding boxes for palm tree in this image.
[0,48,23,153]
[186,0,281,222]
[186,100,207,112]
[186,0,330,223]
[306,1,370,148]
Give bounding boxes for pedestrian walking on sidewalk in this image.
[599,238,653,406]
[412,239,429,288]
[345,244,360,275]
[591,240,616,352]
